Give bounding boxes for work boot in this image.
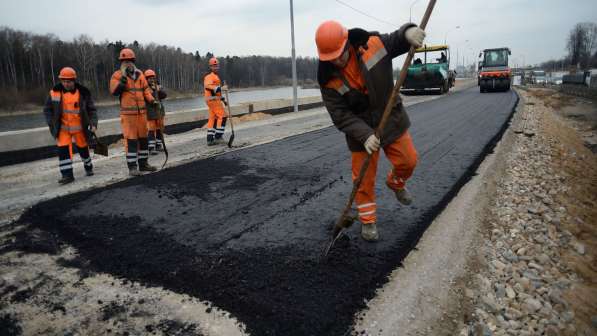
[58,175,75,185]
[85,169,94,177]
[393,187,413,205]
[139,162,157,172]
[361,223,379,242]
[215,138,226,145]
[207,140,216,146]
[129,167,142,176]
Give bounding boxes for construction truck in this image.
[478,48,511,92]
[401,45,455,95]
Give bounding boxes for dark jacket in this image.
[318,23,415,151]
[43,83,98,140]
[146,86,167,120]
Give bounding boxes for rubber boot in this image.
[58,145,74,185]
[139,161,157,172]
[361,223,379,242]
[126,139,138,171]
[207,128,216,146]
[129,167,142,176]
[78,146,94,176]
[148,131,157,155]
[58,175,75,185]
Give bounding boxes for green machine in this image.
[401,44,455,94]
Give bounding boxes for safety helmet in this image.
[144,69,156,78]
[58,67,77,80]
[119,48,136,61]
[209,57,219,66]
[315,20,348,61]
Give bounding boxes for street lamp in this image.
[444,25,460,44]
[409,0,421,22]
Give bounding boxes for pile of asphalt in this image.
[14,88,518,335]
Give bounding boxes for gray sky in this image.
[1,0,596,67]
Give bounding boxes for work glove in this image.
[215,86,221,93]
[221,97,228,106]
[405,26,426,48]
[364,134,380,154]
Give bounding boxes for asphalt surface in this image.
[16,87,518,335]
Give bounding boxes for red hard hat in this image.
[144,69,156,78]
[315,20,348,61]
[209,57,219,66]
[119,48,136,61]
[58,67,77,80]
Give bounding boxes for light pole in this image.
[444,25,460,45]
[289,0,298,113]
[409,0,421,22]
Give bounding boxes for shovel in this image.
[223,83,235,148]
[323,0,437,257]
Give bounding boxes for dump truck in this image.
[478,47,511,92]
[401,45,455,95]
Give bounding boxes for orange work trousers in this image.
[147,118,164,132]
[206,101,226,141]
[351,131,418,224]
[121,112,148,147]
[57,129,88,148]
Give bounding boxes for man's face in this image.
[330,48,350,68]
[122,60,134,72]
[61,79,75,91]
[210,64,219,73]
[147,77,156,85]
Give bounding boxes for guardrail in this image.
[0,95,323,166]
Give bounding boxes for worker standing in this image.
[315,20,425,241]
[144,69,167,155]
[43,67,98,185]
[109,48,158,175]
[203,57,228,145]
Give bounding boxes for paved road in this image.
[19,87,518,335]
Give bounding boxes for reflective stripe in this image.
[359,210,376,216]
[138,150,149,155]
[206,96,221,101]
[121,106,146,111]
[59,164,73,171]
[83,157,92,164]
[51,96,61,102]
[59,159,72,165]
[127,88,144,92]
[215,129,225,134]
[364,47,387,70]
[207,129,216,134]
[62,109,80,114]
[357,202,376,209]
[61,125,82,131]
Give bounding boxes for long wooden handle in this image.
[333,0,437,231]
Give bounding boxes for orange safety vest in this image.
[50,89,82,132]
[110,70,154,115]
[204,72,224,102]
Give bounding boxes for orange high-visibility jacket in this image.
[110,69,155,115]
[203,72,224,106]
[54,90,82,132]
[43,83,97,139]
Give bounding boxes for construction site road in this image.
[8,84,518,335]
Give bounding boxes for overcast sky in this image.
[1,0,596,67]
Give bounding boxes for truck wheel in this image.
[442,81,449,94]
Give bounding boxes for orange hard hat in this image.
[119,48,136,61]
[144,69,156,78]
[315,20,348,61]
[58,67,77,80]
[209,57,219,66]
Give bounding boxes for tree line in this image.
[539,22,597,71]
[0,27,319,110]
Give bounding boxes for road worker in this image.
[43,67,98,185]
[144,69,167,155]
[203,57,228,146]
[315,20,426,241]
[109,48,158,175]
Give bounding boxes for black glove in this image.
[221,97,227,106]
[120,75,128,84]
[215,86,221,94]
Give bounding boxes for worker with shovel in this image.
[144,69,167,155]
[316,20,425,241]
[43,67,98,185]
[110,48,158,176]
[203,57,228,146]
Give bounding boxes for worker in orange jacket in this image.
[43,67,98,185]
[203,57,228,145]
[316,20,425,241]
[109,48,158,176]
[144,69,167,155]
